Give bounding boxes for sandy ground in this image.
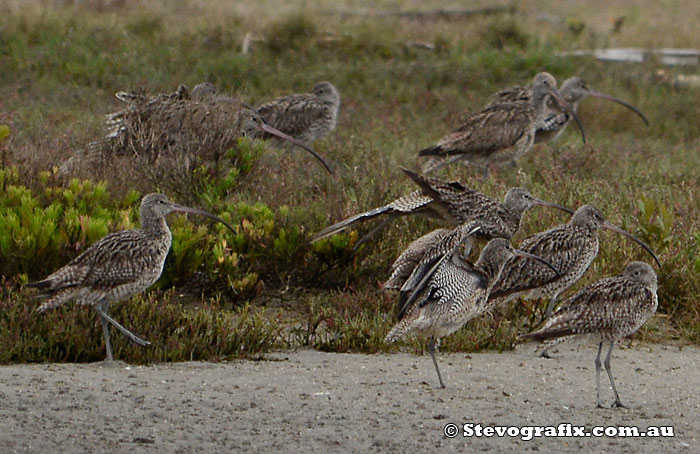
[0,344,698,453]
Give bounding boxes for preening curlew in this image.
[418,72,585,176]
[385,232,560,388]
[311,168,573,246]
[519,261,658,408]
[27,194,235,361]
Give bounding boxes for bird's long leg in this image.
[545,294,559,319]
[482,164,490,180]
[428,337,446,389]
[94,304,150,347]
[424,154,464,174]
[539,296,561,357]
[97,301,114,361]
[603,342,628,408]
[595,342,604,408]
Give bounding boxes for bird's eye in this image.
[250,116,257,122]
[634,271,640,276]
[158,200,166,205]
[523,194,530,199]
[593,213,600,219]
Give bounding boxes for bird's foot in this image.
[97,359,127,367]
[539,350,555,359]
[611,400,629,409]
[127,335,150,347]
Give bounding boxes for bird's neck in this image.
[141,214,171,239]
[476,257,502,283]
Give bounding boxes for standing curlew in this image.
[418,72,585,176]
[519,262,658,408]
[311,168,573,246]
[385,234,560,388]
[27,194,236,361]
[90,84,333,173]
[486,205,661,325]
[488,77,649,143]
[256,81,341,144]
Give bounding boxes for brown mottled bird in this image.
[383,228,452,291]
[385,234,560,388]
[489,77,649,143]
[85,84,333,174]
[311,168,573,246]
[519,262,658,408]
[256,81,341,143]
[27,194,235,361]
[486,205,661,323]
[418,72,585,176]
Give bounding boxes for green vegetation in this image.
[0,1,699,363]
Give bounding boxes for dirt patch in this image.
[0,344,697,453]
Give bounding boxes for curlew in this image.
[311,168,573,246]
[402,169,574,240]
[488,76,649,143]
[418,72,585,176]
[91,84,333,173]
[27,194,235,361]
[256,81,341,144]
[486,205,661,327]
[519,262,658,408]
[383,228,452,291]
[385,233,560,388]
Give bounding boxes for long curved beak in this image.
[513,249,562,278]
[602,221,661,267]
[548,88,586,144]
[171,204,236,234]
[260,122,334,174]
[587,90,650,126]
[531,197,575,215]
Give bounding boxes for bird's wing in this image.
[397,225,479,318]
[409,253,486,317]
[311,191,433,242]
[522,277,654,340]
[485,85,531,107]
[384,228,452,290]
[32,231,164,294]
[420,102,531,157]
[256,94,328,137]
[487,225,594,299]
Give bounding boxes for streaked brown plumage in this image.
[385,235,559,388]
[80,84,332,174]
[418,72,585,176]
[488,77,649,143]
[383,228,452,291]
[311,168,573,245]
[487,205,661,320]
[402,169,574,241]
[26,194,235,361]
[311,189,436,244]
[520,261,658,408]
[256,81,340,143]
